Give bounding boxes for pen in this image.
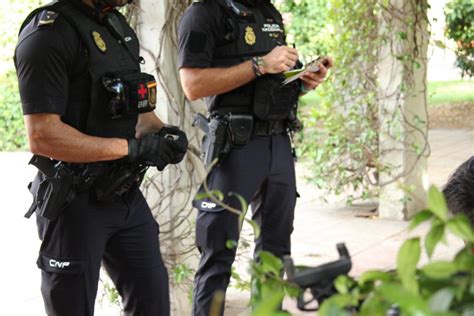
[272,39,296,49]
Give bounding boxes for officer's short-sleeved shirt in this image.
[15,7,90,128]
[178,1,283,70]
[178,1,227,69]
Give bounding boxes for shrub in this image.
[445,0,474,78]
[319,186,474,316]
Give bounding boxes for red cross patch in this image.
[137,84,148,100]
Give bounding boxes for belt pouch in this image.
[227,114,254,147]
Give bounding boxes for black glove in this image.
[157,125,189,164]
[128,134,175,171]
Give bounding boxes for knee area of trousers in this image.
[40,270,87,315]
[195,208,240,251]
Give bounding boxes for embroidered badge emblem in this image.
[147,81,157,107]
[245,26,256,46]
[92,31,107,53]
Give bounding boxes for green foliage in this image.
[428,80,474,106]
[99,276,121,307]
[250,251,299,316]
[278,0,429,201]
[397,238,421,294]
[277,0,330,62]
[289,0,381,200]
[307,80,474,108]
[444,0,474,78]
[0,69,27,150]
[230,267,251,292]
[173,263,194,284]
[0,0,46,151]
[319,186,474,316]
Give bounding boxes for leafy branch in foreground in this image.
[319,186,474,316]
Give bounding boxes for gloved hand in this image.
[157,125,189,164]
[128,134,175,171]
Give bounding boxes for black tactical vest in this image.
[209,0,300,121]
[20,0,141,139]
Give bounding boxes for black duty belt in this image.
[253,120,287,136]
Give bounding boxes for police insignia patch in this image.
[245,26,256,46]
[92,31,107,53]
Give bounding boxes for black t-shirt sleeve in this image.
[177,4,217,69]
[15,15,77,116]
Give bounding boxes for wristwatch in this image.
[252,57,264,77]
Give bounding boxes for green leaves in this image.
[226,240,238,250]
[358,270,392,286]
[334,275,356,294]
[258,251,284,275]
[429,288,455,312]
[425,224,445,258]
[377,283,430,315]
[252,291,286,316]
[446,215,474,242]
[250,251,290,314]
[433,40,447,49]
[172,263,194,284]
[409,210,434,231]
[311,186,474,316]
[454,247,474,271]
[421,261,459,279]
[444,0,474,77]
[397,238,421,294]
[428,186,449,221]
[409,186,474,264]
[195,190,224,202]
[246,219,261,239]
[319,294,353,316]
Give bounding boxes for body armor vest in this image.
[209,0,300,121]
[21,0,141,139]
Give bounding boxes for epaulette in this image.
[37,9,59,27]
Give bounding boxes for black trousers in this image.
[192,134,297,316]
[36,187,170,316]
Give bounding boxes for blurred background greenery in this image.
[0,0,46,151]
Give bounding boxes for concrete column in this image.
[135,1,204,314]
[378,0,430,220]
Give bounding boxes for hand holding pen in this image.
[256,41,299,75]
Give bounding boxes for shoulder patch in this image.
[37,10,59,27]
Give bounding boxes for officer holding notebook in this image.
[178,0,332,314]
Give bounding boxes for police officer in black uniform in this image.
[177,0,332,315]
[15,0,188,315]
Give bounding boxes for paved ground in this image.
[0,129,472,315]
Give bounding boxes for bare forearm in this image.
[180,60,255,101]
[135,112,165,139]
[25,114,128,163]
